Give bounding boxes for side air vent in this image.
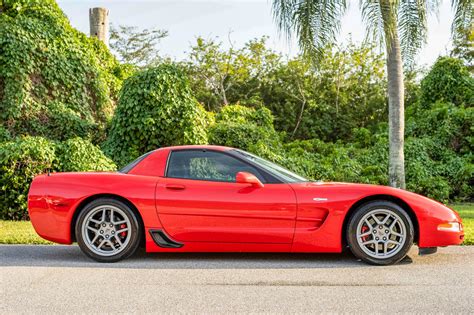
[149,229,183,248]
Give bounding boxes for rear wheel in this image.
[346,201,414,265]
[75,198,141,262]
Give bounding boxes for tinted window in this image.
[232,149,308,183]
[167,150,264,182]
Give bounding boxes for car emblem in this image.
[313,197,328,201]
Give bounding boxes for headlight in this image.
[437,222,462,232]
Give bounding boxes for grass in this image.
[0,203,473,245]
[452,203,474,245]
[0,220,52,244]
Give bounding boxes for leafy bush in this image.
[56,137,116,172]
[209,105,281,151]
[420,57,474,107]
[104,64,210,166]
[407,102,473,154]
[0,137,56,220]
[0,136,116,220]
[0,0,126,143]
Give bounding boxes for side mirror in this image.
[236,171,264,188]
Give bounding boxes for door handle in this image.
[165,184,186,190]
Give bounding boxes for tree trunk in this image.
[89,7,109,47]
[386,31,406,189]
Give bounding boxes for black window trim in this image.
[164,148,283,184]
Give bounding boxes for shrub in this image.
[104,64,210,167]
[56,137,116,172]
[0,137,56,220]
[209,105,281,151]
[0,136,116,220]
[420,57,474,107]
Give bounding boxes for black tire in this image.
[346,200,414,265]
[75,198,141,263]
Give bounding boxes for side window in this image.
[167,150,264,182]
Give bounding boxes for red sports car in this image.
[28,145,464,265]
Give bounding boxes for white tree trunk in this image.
[386,32,406,189]
[89,7,109,47]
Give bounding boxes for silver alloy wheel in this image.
[356,209,407,259]
[81,205,132,257]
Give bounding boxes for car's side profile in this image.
[28,145,464,265]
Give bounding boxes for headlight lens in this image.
[437,222,462,232]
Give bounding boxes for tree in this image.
[109,24,168,66]
[183,36,280,111]
[271,0,473,189]
[261,43,387,141]
[451,26,474,71]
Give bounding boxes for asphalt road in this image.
[1,245,473,314]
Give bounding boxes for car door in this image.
[155,149,297,243]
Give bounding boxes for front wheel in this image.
[75,198,141,262]
[346,201,414,265]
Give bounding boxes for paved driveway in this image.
[1,245,473,313]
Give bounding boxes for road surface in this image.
[1,245,473,313]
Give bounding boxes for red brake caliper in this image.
[120,224,127,237]
[361,226,369,242]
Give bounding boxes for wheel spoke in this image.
[364,219,373,229]
[391,231,403,237]
[371,214,382,225]
[91,234,99,244]
[114,235,123,246]
[110,209,114,224]
[381,214,390,225]
[360,230,372,237]
[101,209,106,222]
[89,218,101,224]
[97,239,107,249]
[116,227,129,234]
[390,218,398,229]
[362,240,375,246]
[87,226,98,233]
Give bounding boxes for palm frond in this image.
[451,0,473,40]
[398,0,439,64]
[272,0,348,62]
[360,0,386,49]
[360,0,400,50]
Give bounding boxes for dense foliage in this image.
[420,57,473,107]
[0,0,120,219]
[0,0,129,143]
[209,105,280,151]
[0,0,472,219]
[104,64,211,166]
[0,136,115,220]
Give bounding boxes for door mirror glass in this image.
[236,172,264,188]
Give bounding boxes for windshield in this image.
[232,149,308,183]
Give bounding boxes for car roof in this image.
[158,145,233,152]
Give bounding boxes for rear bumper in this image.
[28,175,73,244]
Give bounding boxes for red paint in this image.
[28,145,464,254]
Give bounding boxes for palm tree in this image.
[272,0,472,189]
